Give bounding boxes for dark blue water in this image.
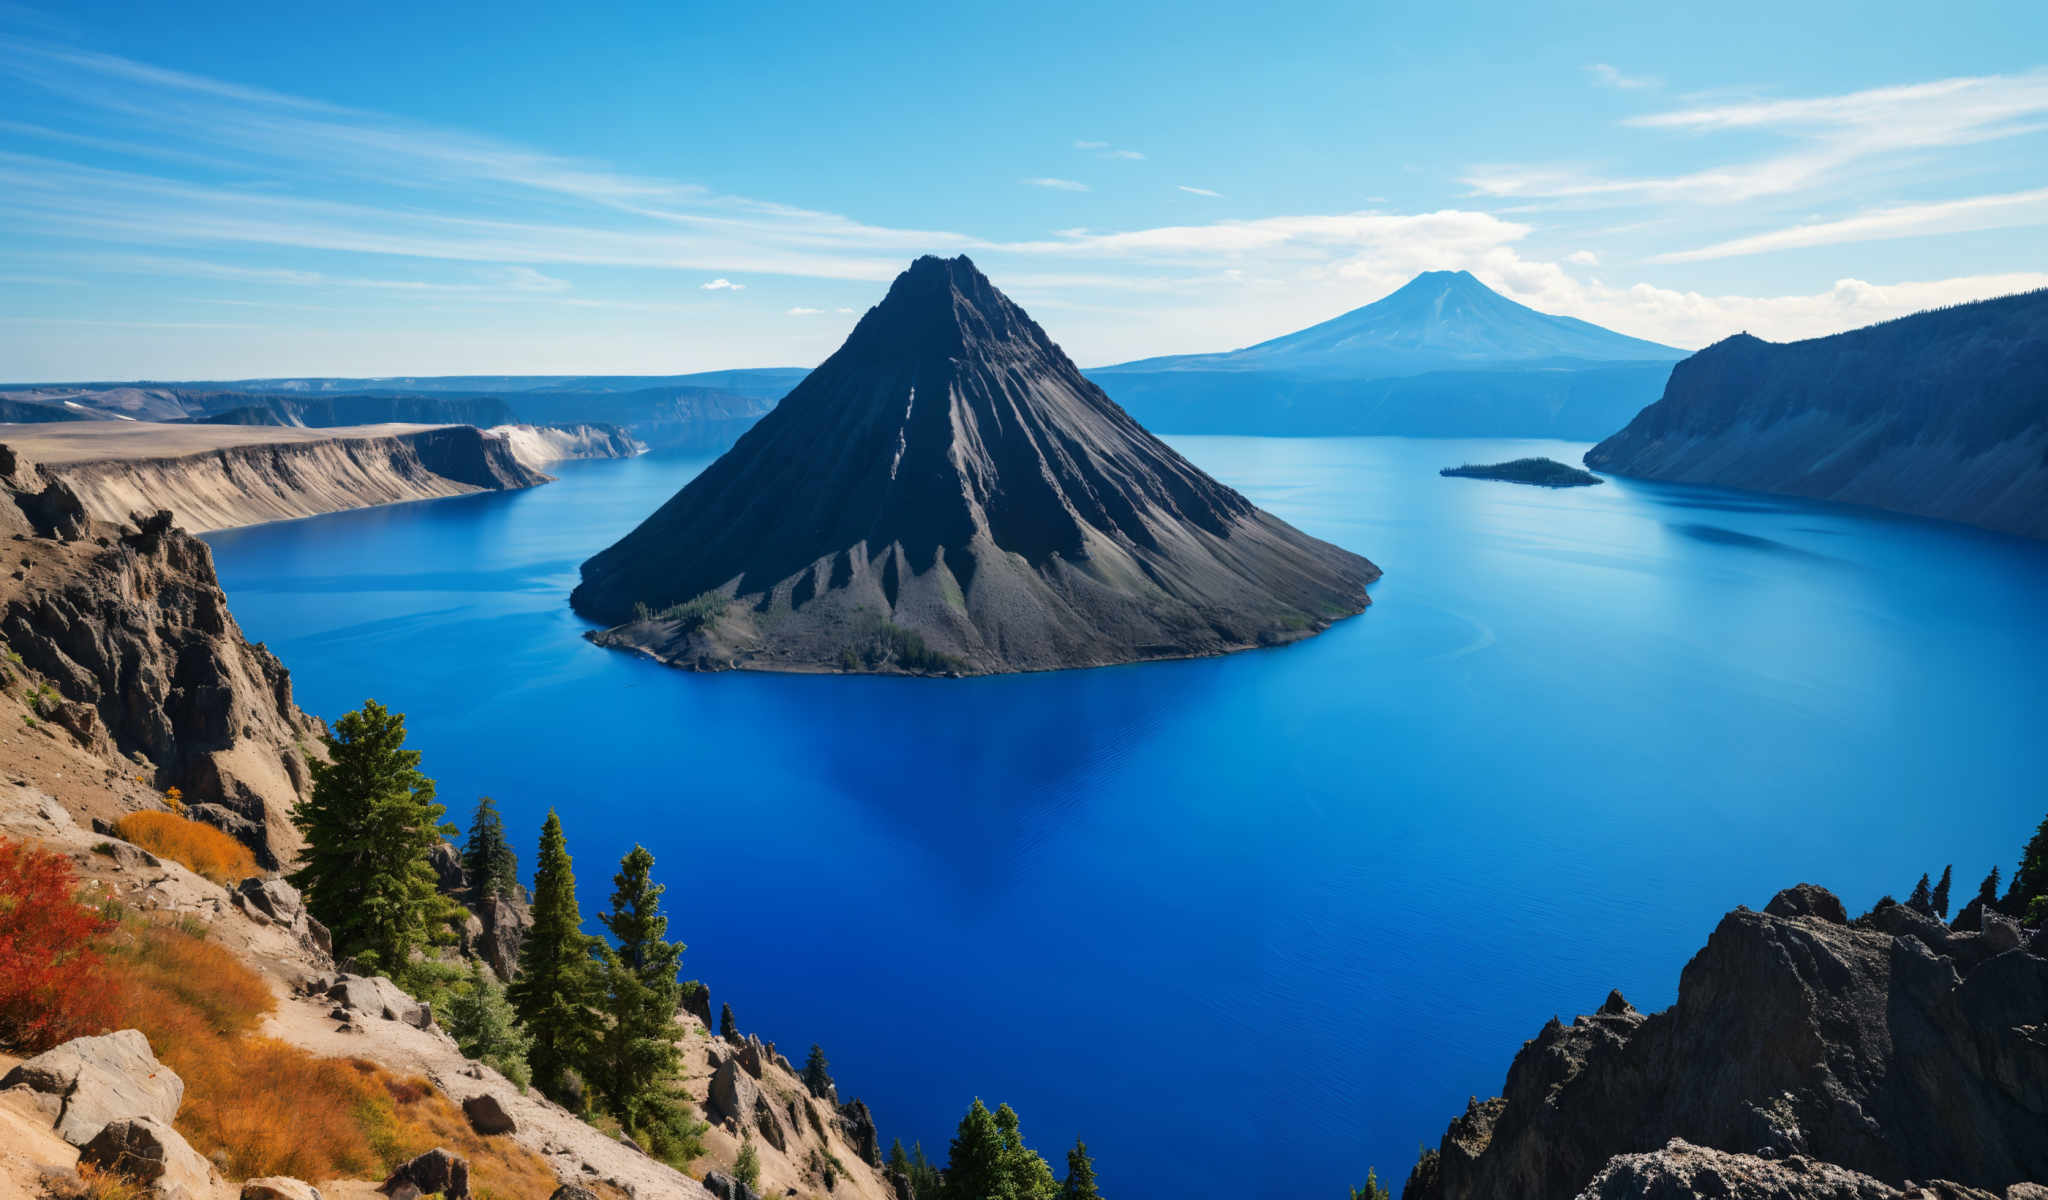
[203,438,2048,1198]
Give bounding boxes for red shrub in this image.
[0,836,116,1051]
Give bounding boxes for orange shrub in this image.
[113,810,259,885]
[0,836,115,1051]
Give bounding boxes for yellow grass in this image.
[112,810,259,885]
[100,918,556,1196]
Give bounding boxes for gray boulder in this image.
[547,1188,599,1200]
[233,876,332,957]
[80,1116,217,1197]
[1764,884,1849,926]
[838,1098,881,1166]
[380,1147,469,1200]
[461,1092,516,1135]
[325,974,432,1028]
[702,1170,762,1200]
[1573,1139,1995,1199]
[1981,911,2023,954]
[0,1029,184,1145]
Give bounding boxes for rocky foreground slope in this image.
[1405,883,2047,1200]
[1585,289,2048,540]
[573,255,1378,674]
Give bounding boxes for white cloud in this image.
[785,306,822,315]
[1023,177,1090,191]
[1587,63,1657,90]
[1566,250,1599,265]
[1073,140,1109,150]
[835,306,856,313]
[1177,185,1223,198]
[1655,186,2048,261]
[1469,69,2048,204]
[1102,149,1145,160]
[700,277,744,290]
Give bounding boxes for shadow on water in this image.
[1666,522,1830,559]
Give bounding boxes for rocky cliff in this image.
[572,255,1378,674]
[1585,289,2048,539]
[46,425,550,533]
[1404,884,2048,1200]
[0,447,324,864]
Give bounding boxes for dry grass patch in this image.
[111,811,259,884]
[100,917,554,1196]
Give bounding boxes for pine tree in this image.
[1931,865,1953,919]
[802,1043,834,1098]
[889,1137,912,1178]
[1350,1168,1391,1200]
[909,1141,944,1200]
[734,1139,761,1192]
[945,1099,1017,1200]
[289,700,457,971]
[446,957,532,1088]
[507,810,600,1104]
[2003,811,2048,918]
[593,844,685,1133]
[720,1002,737,1041]
[1907,873,1934,915]
[994,1103,1057,1200]
[1979,866,2002,904]
[463,795,520,906]
[1058,1139,1102,1200]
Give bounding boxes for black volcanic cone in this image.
[571,255,1379,674]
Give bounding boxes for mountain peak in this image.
[571,257,1378,675]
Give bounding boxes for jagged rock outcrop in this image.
[837,1098,881,1167]
[573,255,1377,675]
[80,1116,219,1197]
[0,450,325,863]
[1406,884,2048,1200]
[232,876,332,957]
[487,422,645,470]
[1585,288,2048,540]
[380,1147,469,1200]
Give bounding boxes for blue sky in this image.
[2,0,2045,379]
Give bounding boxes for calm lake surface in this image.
[204,437,2048,1198]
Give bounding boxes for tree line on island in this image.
[284,698,1107,1198]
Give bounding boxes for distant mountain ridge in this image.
[1087,271,1684,439]
[572,255,1377,675]
[1586,288,2048,540]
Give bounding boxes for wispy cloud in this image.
[700,277,744,290]
[1655,187,2048,261]
[1469,69,2048,204]
[785,306,822,315]
[1566,250,1599,265]
[1586,63,1657,90]
[1023,177,1090,191]
[1075,139,1143,160]
[1073,140,1108,150]
[1177,185,1223,198]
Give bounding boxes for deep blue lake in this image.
[203,437,2048,1198]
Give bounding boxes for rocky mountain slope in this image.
[572,255,1378,675]
[486,423,646,470]
[0,446,324,864]
[1087,271,1682,439]
[1585,289,2048,540]
[13,423,551,533]
[1404,883,2047,1200]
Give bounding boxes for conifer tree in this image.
[994,1103,1057,1200]
[1350,1168,1391,1200]
[889,1137,912,1179]
[909,1142,944,1200]
[1931,865,1953,919]
[289,700,457,971]
[1907,873,1933,915]
[2003,811,2048,919]
[945,1099,1017,1200]
[593,844,685,1133]
[1059,1139,1103,1200]
[720,1002,737,1041]
[802,1043,834,1098]
[507,810,600,1104]
[463,795,520,906]
[446,957,532,1088]
[1979,865,2001,905]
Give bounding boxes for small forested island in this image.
[1439,457,1604,487]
